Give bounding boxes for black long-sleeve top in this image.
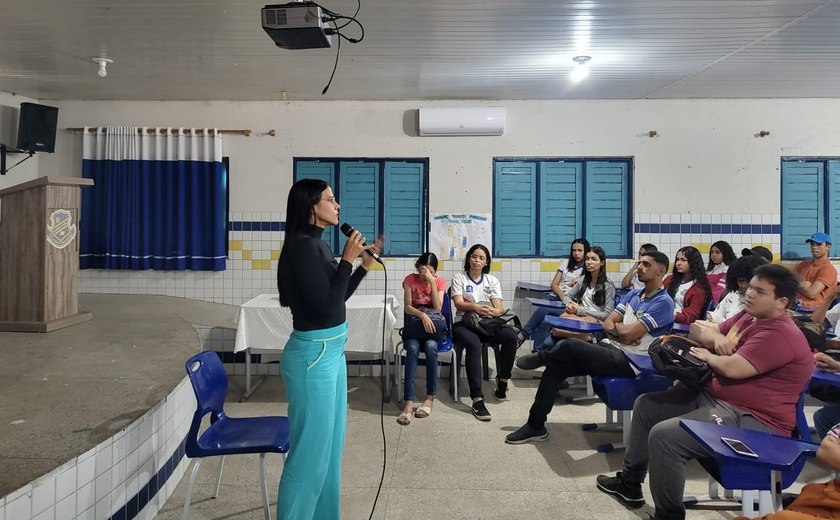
[277,224,367,331]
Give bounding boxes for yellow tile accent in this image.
[228,240,242,251]
[251,260,271,270]
[242,250,252,260]
[606,261,621,273]
[270,249,281,260]
[365,259,389,271]
[541,261,560,272]
[693,243,711,254]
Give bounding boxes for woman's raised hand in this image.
[341,230,368,264]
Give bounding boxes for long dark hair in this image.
[723,255,764,295]
[574,246,608,307]
[463,244,491,274]
[707,240,737,272]
[285,178,328,236]
[668,246,712,302]
[566,238,591,272]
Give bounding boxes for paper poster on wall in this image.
[429,213,492,261]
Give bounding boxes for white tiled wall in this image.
[0,379,194,520]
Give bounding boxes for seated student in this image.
[451,244,519,421]
[796,233,839,309]
[707,255,765,324]
[537,246,615,346]
[742,245,774,264]
[620,243,659,290]
[663,246,712,324]
[595,264,813,520]
[706,240,737,301]
[504,251,675,444]
[397,252,446,426]
[519,238,590,351]
[733,427,840,520]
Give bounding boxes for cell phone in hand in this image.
[721,437,758,457]
[828,423,840,439]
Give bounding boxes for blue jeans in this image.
[523,307,564,351]
[403,338,438,401]
[815,404,840,438]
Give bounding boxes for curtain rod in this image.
[66,128,276,137]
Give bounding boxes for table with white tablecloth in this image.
[234,293,399,401]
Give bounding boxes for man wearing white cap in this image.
[795,232,838,308]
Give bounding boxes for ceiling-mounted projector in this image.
[262,2,332,49]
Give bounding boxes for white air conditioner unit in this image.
[418,107,506,136]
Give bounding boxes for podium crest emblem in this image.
[46,209,77,249]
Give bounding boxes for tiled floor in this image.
[155,368,832,520]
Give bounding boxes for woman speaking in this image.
[276,178,379,519]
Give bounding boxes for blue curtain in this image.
[80,158,227,270]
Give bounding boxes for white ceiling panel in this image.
[0,0,838,100]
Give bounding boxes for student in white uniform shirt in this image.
[707,255,765,323]
[451,244,519,421]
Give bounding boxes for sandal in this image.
[397,411,412,425]
[414,406,432,418]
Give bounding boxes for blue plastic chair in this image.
[581,348,673,453]
[681,411,818,516]
[683,388,813,516]
[183,351,290,520]
[395,293,456,402]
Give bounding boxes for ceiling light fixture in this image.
[571,55,591,83]
[92,57,113,78]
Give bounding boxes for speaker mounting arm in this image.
[0,144,35,175]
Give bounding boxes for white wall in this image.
[38,98,840,215]
[0,91,40,190]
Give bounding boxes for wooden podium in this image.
[0,177,95,332]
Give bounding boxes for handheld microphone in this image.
[340,223,383,264]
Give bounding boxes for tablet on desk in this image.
[721,437,758,458]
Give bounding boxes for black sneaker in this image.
[471,399,491,421]
[494,379,508,401]
[505,423,549,444]
[596,472,645,506]
[515,352,544,370]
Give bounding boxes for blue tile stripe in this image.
[111,436,187,520]
[228,221,285,232]
[632,223,780,234]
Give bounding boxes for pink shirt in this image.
[403,273,446,307]
[710,311,814,435]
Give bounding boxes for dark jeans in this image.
[620,386,773,520]
[527,338,635,429]
[522,307,564,350]
[452,322,519,399]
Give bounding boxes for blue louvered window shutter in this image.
[584,161,630,257]
[383,161,424,255]
[781,161,824,259]
[494,162,537,256]
[827,161,840,251]
[294,160,337,251]
[339,161,380,252]
[539,161,583,256]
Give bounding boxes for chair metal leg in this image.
[596,410,630,453]
[212,456,225,498]
[259,453,271,520]
[181,458,203,520]
[741,489,756,517]
[481,344,490,381]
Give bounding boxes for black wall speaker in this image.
[16,102,59,153]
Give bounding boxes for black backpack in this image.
[648,335,712,387]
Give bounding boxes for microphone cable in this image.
[369,262,387,520]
